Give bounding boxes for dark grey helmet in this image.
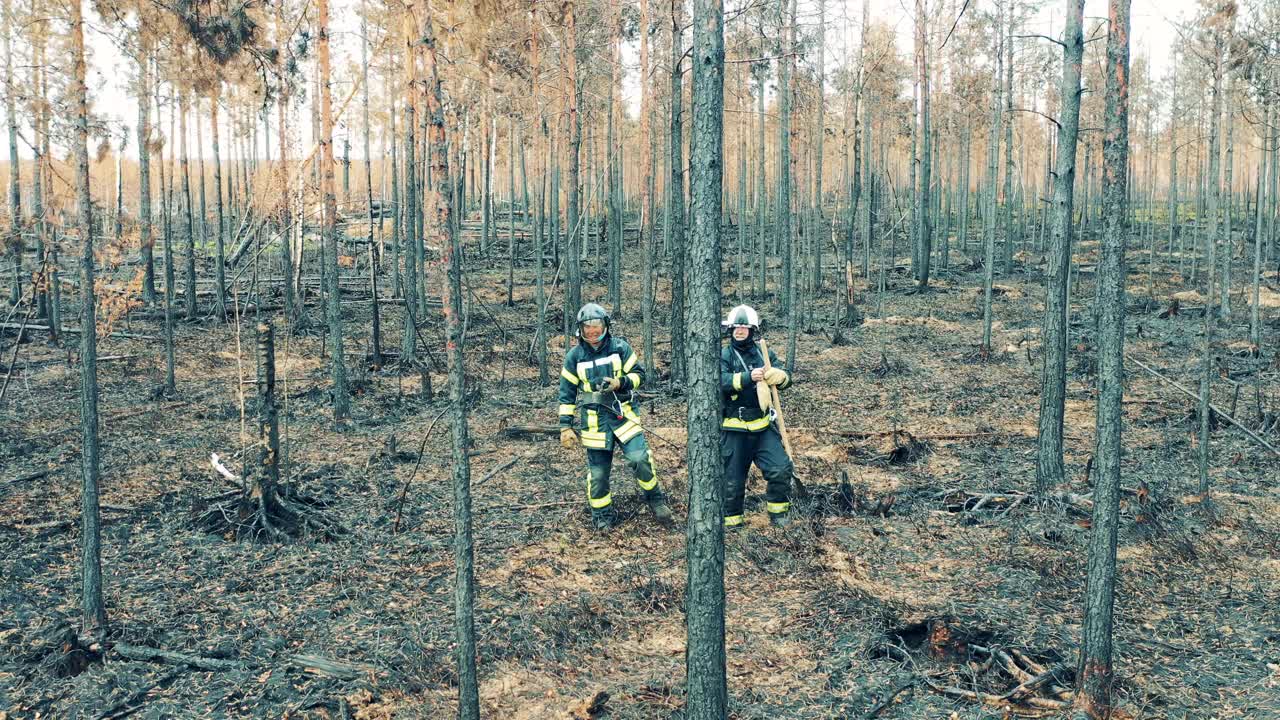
[575,303,611,337]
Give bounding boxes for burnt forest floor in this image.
[2,229,1280,720]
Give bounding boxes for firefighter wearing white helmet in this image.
[720,304,794,528]
[557,303,674,531]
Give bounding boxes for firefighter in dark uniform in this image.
[558,303,675,530]
[720,304,795,528]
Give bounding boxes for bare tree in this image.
[685,0,727,716]
[318,0,351,423]
[1076,0,1130,713]
[71,0,107,638]
[1036,0,1085,495]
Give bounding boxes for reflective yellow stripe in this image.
[558,404,576,416]
[627,372,641,389]
[615,421,641,443]
[588,410,599,433]
[724,515,744,527]
[611,354,622,376]
[767,501,791,514]
[637,450,659,491]
[623,353,638,372]
[561,368,580,385]
[586,472,613,509]
[721,416,771,431]
[581,430,608,449]
[733,372,742,391]
[620,402,639,421]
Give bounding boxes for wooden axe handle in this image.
[757,338,795,459]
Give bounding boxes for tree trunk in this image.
[179,93,197,320]
[607,0,623,314]
[531,1,549,386]
[5,0,21,306]
[1036,0,1085,495]
[669,0,686,388]
[686,1,727,716]
[136,37,155,306]
[981,2,1002,353]
[160,83,176,393]
[914,0,932,290]
[778,0,793,316]
[1221,91,1234,319]
[640,0,656,385]
[1002,15,1015,274]
[275,3,300,327]
[401,23,422,389]
[211,87,228,320]
[1251,103,1270,349]
[362,8,381,368]
[1198,12,1230,497]
[71,0,107,638]
[318,0,351,423]
[420,12,480,717]
[565,0,582,338]
[1076,0,1129,714]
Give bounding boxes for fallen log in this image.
[113,643,245,671]
[286,653,376,679]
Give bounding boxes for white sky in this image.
[73,0,1200,161]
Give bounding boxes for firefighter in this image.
[558,303,674,530]
[720,304,795,528]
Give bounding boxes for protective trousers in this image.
[585,432,662,512]
[721,426,793,525]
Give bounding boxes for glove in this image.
[763,368,788,386]
[560,428,577,449]
[756,380,773,412]
[597,376,621,392]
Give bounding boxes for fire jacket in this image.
[557,334,646,450]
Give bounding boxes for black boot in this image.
[592,507,618,531]
[646,492,674,526]
[769,510,792,528]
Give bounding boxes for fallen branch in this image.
[474,455,523,487]
[113,643,245,671]
[1129,355,1280,458]
[286,653,376,680]
[3,469,51,485]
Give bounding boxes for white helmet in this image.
[722,305,761,337]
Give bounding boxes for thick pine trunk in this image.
[1076,0,1130,714]
[71,0,107,638]
[1036,0,1085,494]
[686,1,727,716]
